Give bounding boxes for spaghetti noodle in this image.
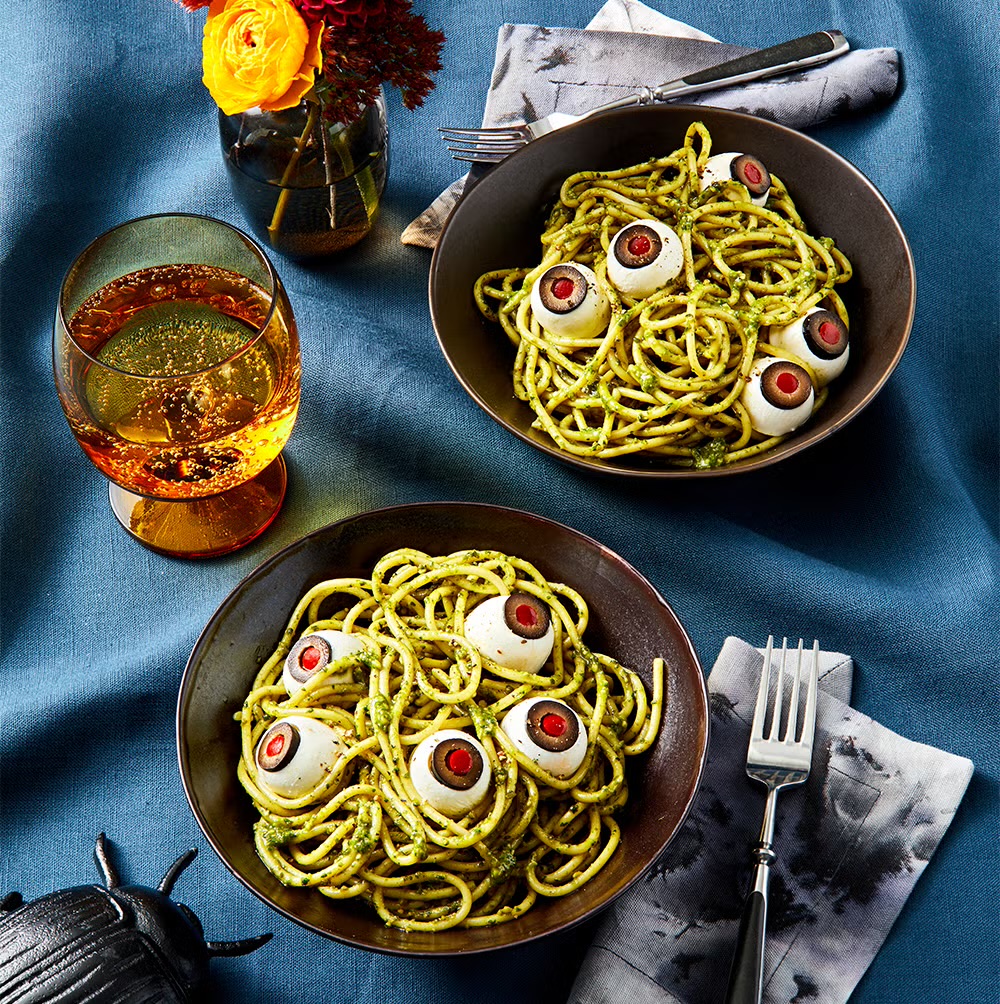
[474,121,853,467]
[236,547,664,931]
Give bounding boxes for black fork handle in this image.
[724,889,767,1003]
[653,30,850,102]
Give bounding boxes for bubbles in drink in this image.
[62,263,299,496]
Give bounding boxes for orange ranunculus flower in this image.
[202,0,324,116]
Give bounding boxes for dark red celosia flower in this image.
[313,0,444,122]
[173,0,211,9]
[294,0,385,29]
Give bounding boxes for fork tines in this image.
[751,636,819,748]
[438,126,530,163]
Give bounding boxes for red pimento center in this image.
[515,603,538,628]
[627,234,652,257]
[551,277,576,300]
[265,733,285,758]
[818,321,841,345]
[445,747,474,776]
[743,162,763,186]
[540,712,567,737]
[299,645,322,671]
[776,372,800,395]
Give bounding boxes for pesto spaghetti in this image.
[474,121,853,467]
[236,547,664,931]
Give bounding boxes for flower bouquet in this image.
[177,0,444,256]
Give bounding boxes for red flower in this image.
[293,0,384,28]
[173,0,212,9]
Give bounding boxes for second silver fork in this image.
[724,637,820,1004]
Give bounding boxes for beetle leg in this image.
[158,847,198,895]
[93,833,120,888]
[206,932,273,956]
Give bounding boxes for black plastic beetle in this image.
[0,833,271,1003]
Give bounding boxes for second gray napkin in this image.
[568,637,973,1004]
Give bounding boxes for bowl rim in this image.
[176,500,710,955]
[429,104,916,479]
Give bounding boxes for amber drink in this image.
[54,215,301,558]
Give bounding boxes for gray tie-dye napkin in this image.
[568,637,974,1004]
[401,0,900,248]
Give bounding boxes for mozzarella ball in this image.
[500,698,587,778]
[741,356,815,436]
[767,307,850,386]
[700,152,771,207]
[529,262,610,338]
[409,729,492,817]
[283,630,366,695]
[254,716,350,799]
[606,219,684,298]
[463,593,554,675]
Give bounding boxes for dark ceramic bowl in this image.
[178,502,708,955]
[429,105,915,478]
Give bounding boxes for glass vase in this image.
[219,94,388,259]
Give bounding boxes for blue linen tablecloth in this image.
[0,1,997,1002]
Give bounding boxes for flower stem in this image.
[267,100,320,239]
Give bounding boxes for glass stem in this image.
[267,101,321,239]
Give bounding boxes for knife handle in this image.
[652,30,849,101]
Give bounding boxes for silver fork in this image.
[724,637,820,1004]
[440,31,849,164]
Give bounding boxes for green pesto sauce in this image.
[692,437,728,469]
[370,694,392,731]
[256,819,294,848]
[489,846,518,886]
[349,826,376,855]
[467,702,497,737]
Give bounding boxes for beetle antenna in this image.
[158,848,198,895]
[205,932,273,957]
[1,892,23,911]
[94,833,120,888]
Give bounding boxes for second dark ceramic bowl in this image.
[177,503,709,955]
[429,105,915,478]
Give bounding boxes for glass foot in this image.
[107,456,287,559]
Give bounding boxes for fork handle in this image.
[724,785,780,1003]
[723,864,772,1003]
[652,30,850,102]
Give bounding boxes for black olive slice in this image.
[526,700,579,752]
[760,361,813,409]
[257,722,300,772]
[613,224,662,269]
[288,634,332,683]
[802,310,849,359]
[430,737,484,790]
[502,593,550,640]
[537,265,586,314]
[731,154,771,196]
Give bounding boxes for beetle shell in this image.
[0,885,204,1003]
[0,834,270,1004]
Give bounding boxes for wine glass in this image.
[54,213,302,559]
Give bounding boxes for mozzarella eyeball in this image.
[606,219,684,298]
[700,152,772,206]
[409,729,492,817]
[463,593,554,675]
[500,698,587,778]
[529,262,610,338]
[283,630,366,694]
[254,716,349,799]
[741,356,815,436]
[767,308,850,386]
